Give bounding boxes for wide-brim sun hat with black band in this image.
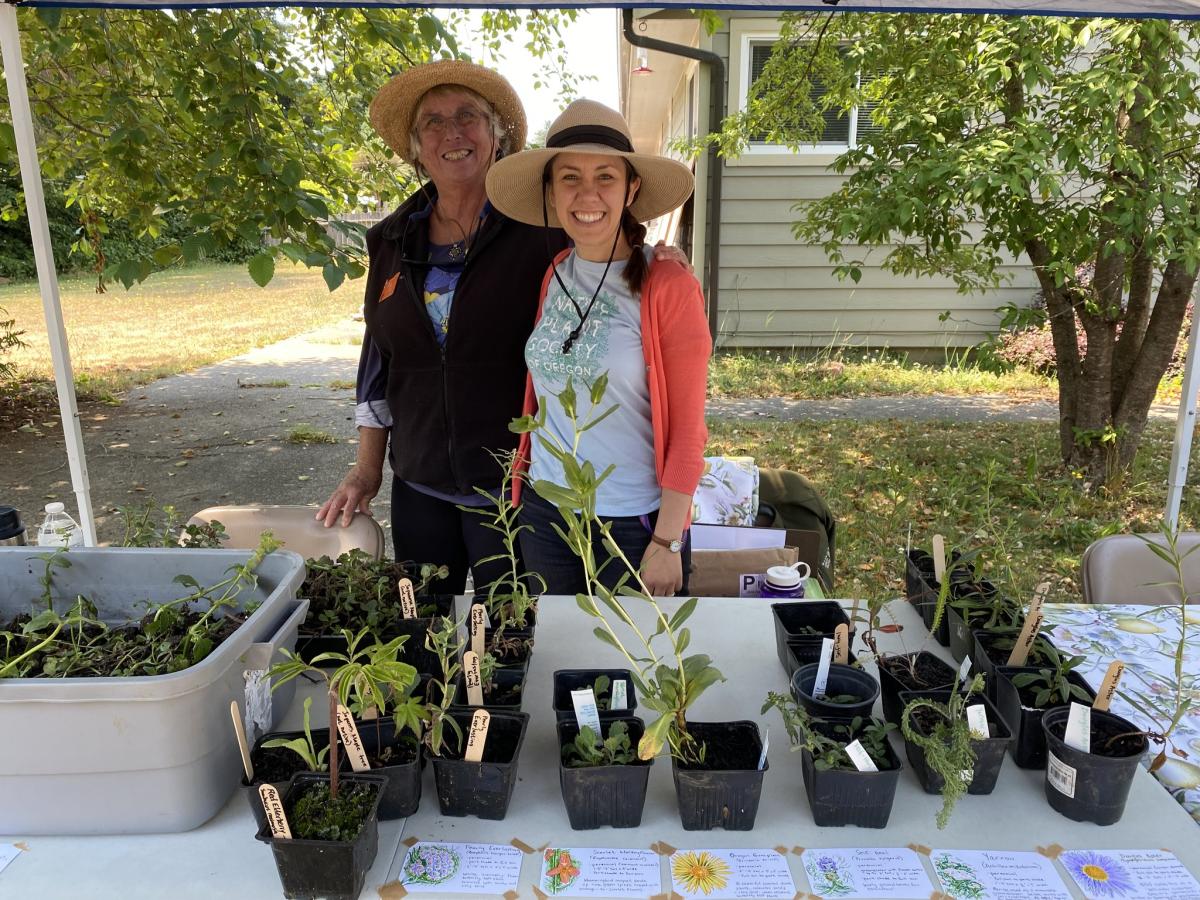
[370,60,527,165]
[485,98,694,228]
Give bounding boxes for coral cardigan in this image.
[512,248,712,509]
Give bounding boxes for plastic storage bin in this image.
[0,546,308,834]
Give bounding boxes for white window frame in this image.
[727,18,862,168]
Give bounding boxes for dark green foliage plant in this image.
[290,779,377,841]
[263,695,330,772]
[562,720,637,768]
[1009,645,1092,707]
[118,502,227,548]
[900,675,986,829]
[301,550,448,635]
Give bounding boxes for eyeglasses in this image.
[418,108,488,137]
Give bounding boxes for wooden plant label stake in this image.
[1094,661,1125,713]
[570,688,602,735]
[844,739,879,773]
[932,534,947,583]
[464,650,484,706]
[464,708,490,762]
[812,637,835,700]
[258,784,291,839]
[1065,702,1092,754]
[397,577,417,619]
[833,623,850,664]
[469,604,487,658]
[1006,587,1047,667]
[610,679,628,710]
[335,704,371,772]
[230,700,254,782]
[966,704,990,739]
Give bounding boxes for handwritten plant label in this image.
[397,577,417,619]
[833,623,850,664]
[1006,609,1044,666]
[397,842,522,894]
[843,739,878,772]
[610,678,628,710]
[967,703,991,739]
[1059,849,1200,900]
[464,708,490,762]
[812,637,835,699]
[463,651,484,707]
[538,847,660,897]
[258,784,291,839]
[570,688,602,735]
[1093,660,1125,712]
[669,848,795,899]
[1065,701,1092,753]
[932,533,947,583]
[469,604,487,658]
[931,849,1071,900]
[802,848,933,899]
[0,844,23,876]
[335,704,370,771]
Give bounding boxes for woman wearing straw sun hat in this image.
[487,99,712,597]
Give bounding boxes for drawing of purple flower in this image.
[818,856,838,874]
[1061,851,1137,898]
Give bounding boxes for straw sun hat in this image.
[486,99,695,228]
[370,60,527,166]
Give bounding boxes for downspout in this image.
[622,9,723,343]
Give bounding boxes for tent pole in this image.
[1165,280,1200,532]
[1,4,97,546]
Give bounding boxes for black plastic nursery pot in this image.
[800,717,903,829]
[993,666,1097,769]
[257,772,386,900]
[243,728,336,831]
[792,663,880,720]
[473,598,538,642]
[970,629,1059,700]
[876,652,957,726]
[947,578,1006,661]
[558,717,653,829]
[1041,706,1147,826]
[357,716,423,820]
[903,549,950,647]
[552,669,639,723]
[899,690,1012,796]
[671,720,767,831]
[454,664,528,711]
[771,601,854,675]
[297,611,451,675]
[430,708,530,820]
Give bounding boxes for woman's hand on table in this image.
[641,541,684,597]
[316,465,383,527]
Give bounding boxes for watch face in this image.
[669,539,683,553]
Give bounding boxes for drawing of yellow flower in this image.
[672,851,731,895]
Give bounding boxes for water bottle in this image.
[760,562,811,600]
[36,502,84,548]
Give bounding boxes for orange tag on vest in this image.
[379,272,399,303]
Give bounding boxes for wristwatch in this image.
[650,533,683,554]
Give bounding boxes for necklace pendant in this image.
[448,242,464,260]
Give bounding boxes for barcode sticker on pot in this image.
[1065,702,1091,753]
[469,604,487,658]
[463,650,484,707]
[611,679,628,710]
[335,704,371,772]
[571,688,602,735]
[844,739,878,772]
[967,704,990,739]
[397,578,417,619]
[1047,751,1077,798]
[464,709,490,762]
[957,656,972,689]
[813,637,835,699]
[258,784,291,839]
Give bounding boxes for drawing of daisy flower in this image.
[672,851,731,895]
[1062,851,1137,898]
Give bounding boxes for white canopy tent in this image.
[2,0,1198,546]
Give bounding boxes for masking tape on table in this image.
[791,846,805,855]
[908,843,932,856]
[650,841,677,856]
[774,845,789,856]
[402,836,420,848]
[1037,843,1065,860]
[532,887,549,900]
[504,891,519,900]
[377,881,408,899]
[511,837,536,854]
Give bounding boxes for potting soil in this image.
[879,652,955,691]
[676,722,762,771]
[1046,713,1146,758]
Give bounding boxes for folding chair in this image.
[1080,532,1200,605]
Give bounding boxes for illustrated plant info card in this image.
[1058,849,1200,900]
[801,847,933,899]
[0,844,21,876]
[931,849,1071,900]
[537,847,661,897]
[398,842,522,894]
[669,848,796,899]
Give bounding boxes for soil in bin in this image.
[361,726,420,768]
[252,745,313,786]
[879,653,954,691]
[1046,713,1145,758]
[676,723,760,771]
[287,780,378,841]
[485,680,522,706]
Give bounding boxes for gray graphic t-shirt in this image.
[525,250,659,516]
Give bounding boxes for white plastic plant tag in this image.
[1006,610,1044,667]
[844,739,879,773]
[230,700,254,782]
[1094,660,1125,713]
[932,534,947,583]
[463,650,484,707]
[258,784,291,839]
[833,623,850,664]
[469,604,487,658]
[335,704,371,772]
[464,708,490,762]
[571,688,603,735]
[610,679,628,710]
[757,726,770,771]
[967,703,990,739]
[957,655,973,689]
[1047,751,1077,798]
[397,577,417,619]
[1065,702,1092,753]
[812,637,835,699]
[243,668,272,739]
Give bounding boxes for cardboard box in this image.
[687,526,829,598]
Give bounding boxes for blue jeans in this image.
[518,490,691,597]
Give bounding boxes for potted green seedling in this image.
[513,376,762,832]
[899,675,1011,828]
[455,648,527,710]
[763,691,902,828]
[995,644,1096,768]
[558,717,653,829]
[243,695,333,829]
